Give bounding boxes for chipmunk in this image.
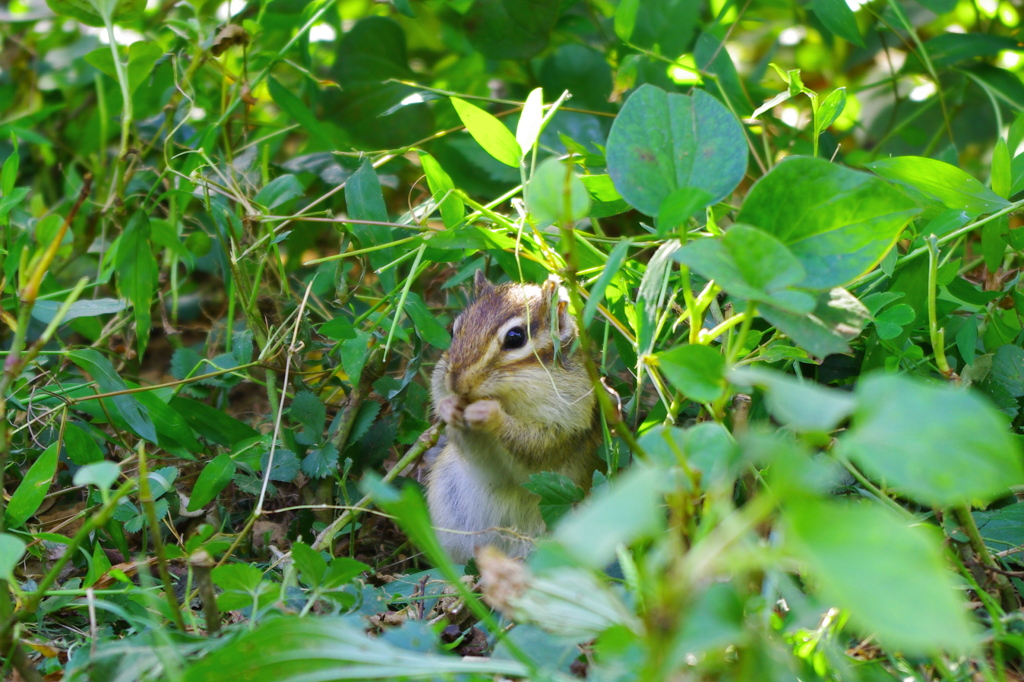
[427,271,604,563]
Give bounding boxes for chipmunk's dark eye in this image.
[502,326,526,350]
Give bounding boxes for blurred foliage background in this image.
[3,0,1024,680]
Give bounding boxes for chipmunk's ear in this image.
[473,270,495,298]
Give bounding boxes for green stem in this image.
[951,504,1017,611]
[925,235,953,378]
[136,442,187,631]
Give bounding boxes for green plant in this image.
[3,0,1024,680]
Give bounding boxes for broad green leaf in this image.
[506,568,640,640]
[450,97,521,168]
[607,85,747,216]
[30,298,126,324]
[340,331,373,386]
[526,157,591,225]
[188,454,235,511]
[182,615,528,682]
[463,0,558,61]
[729,367,854,433]
[784,499,977,655]
[839,373,1024,506]
[73,461,120,494]
[975,502,1024,562]
[631,0,701,61]
[45,0,144,27]
[759,288,869,359]
[815,87,847,137]
[268,76,345,150]
[0,534,26,582]
[873,303,915,340]
[866,156,1008,215]
[5,442,59,528]
[418,152,464,229]
[83,41,162,95]
[656,344,726,403]
[345,159,396,291]
[212,563,273,612]
[553,465,665,569]
[290,390,326,445]
[675,225,816,313]
[301,443,339,479]
[809,0,864,46]
[988,344,1024,398]
[63,423,104,465]
[738,157,921,289]
[254,174,305,209]
[614,0,640,41]
[657,187,712,237]
[344,401,381,448]
[115,212,156,358]
[909,33,1020,69]
[133,390,203,455]
[169,397,260,447]
[292,541,328,588]
[515,88,544,156]
[403,292,451,349]
[522,472,585,528]
[69,349,157,443]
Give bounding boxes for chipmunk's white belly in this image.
[427,443,543,564]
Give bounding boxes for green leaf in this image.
[254,174,305,209]
[522,472,585,527]
[738,157,921,289]
[1,140,19,198]
[839,373,1024,506]
[515,87,544,155]
[759,288,869,359]
[583,239,631,327]
[873,303,915,340]
[784,499,976,655]
[169,397,260,447]
[814,87,847,137]
[69,349,157,442]
[992,138,1011,199]
[450,97,521,168]
[301,443,339,479]
[463,0,558,61]
[988,344,1024,398]
[403,292,451,349]
[73,461,120,494]
[657,187,713,237]
[809,0,864,46]
[115,212,156,358]
[345,159,396,291]
[290,390,326,444]
[5,442,59,528]
[614,0,640,41]
[526,157,591,224]
[0,534,26,582]
[340,331,373,386]
[729,367,855,433]
[866,156,1009,215]
[975,502,1024,562]
[418,152,464,230]
[188,454,235,511]
[267,76,344,150]
[63,423,104,465]
[656,344,726,403]
[292,541,328,588]
[344,401,381,448]
[83,41,162,94]
[30,297,126,325]
[674,225,816,313]
[182,615,529,682]
[606,85,747,216]
[553,465,666,569]
[45,0,144,27]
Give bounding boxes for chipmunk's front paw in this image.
[437,396,466,428]
[463,399,503,432]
